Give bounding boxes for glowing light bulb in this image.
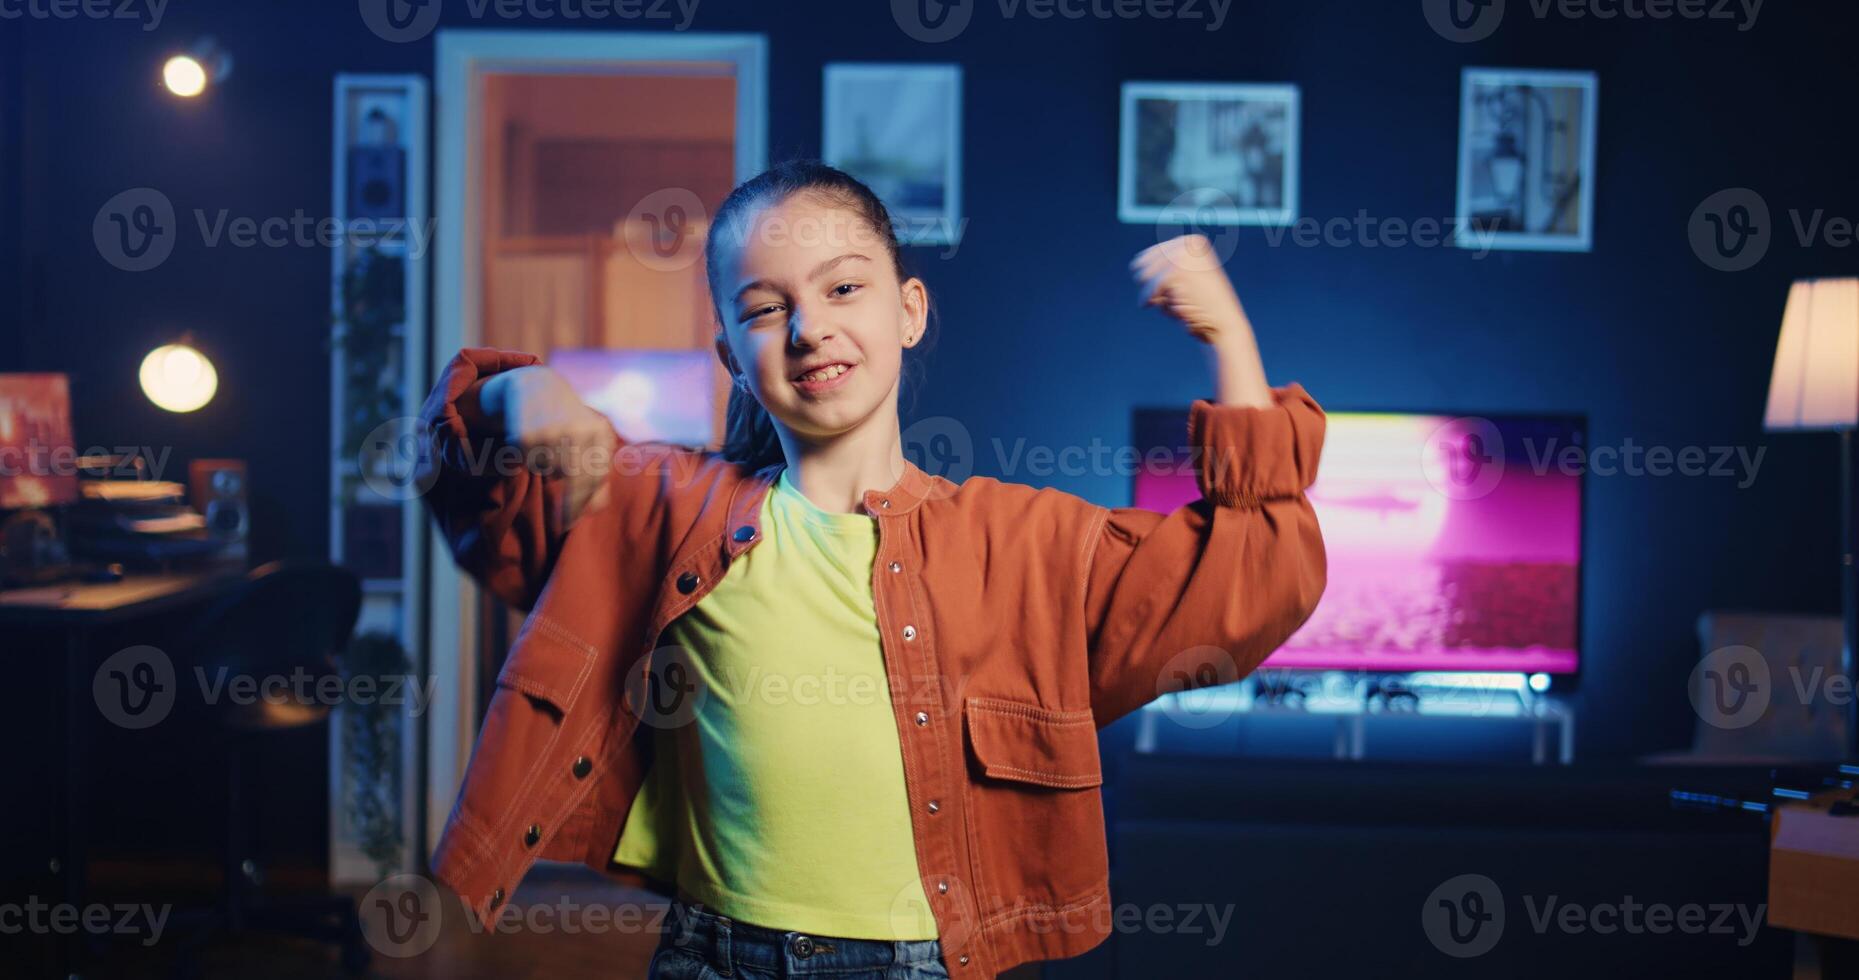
[140,344,218,413]
[163,55,208,97]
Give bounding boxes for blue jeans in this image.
[648,898,952,979]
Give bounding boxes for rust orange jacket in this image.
[418,346,1328,977]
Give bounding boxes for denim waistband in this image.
[660,898,945,976]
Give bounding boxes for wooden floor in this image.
[82,863,663,979]
[364,864,666,979]
[68,859,1831,980]
[77,862,1045,978]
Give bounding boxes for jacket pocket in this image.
[495,614,599,715]
[963,697,1103,788]
[961,697,1109,915]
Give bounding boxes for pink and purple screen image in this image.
[1132,412,1583,673]
[548,349,717,446]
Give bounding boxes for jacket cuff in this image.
[421,347,544,469]
[1186,382,1325,508]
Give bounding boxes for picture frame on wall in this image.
[822,63,962,246]
[1455,68,1599,252]
[1118,81,1300,227]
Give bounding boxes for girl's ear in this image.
[899,276,929,349]
[714,334,744,386]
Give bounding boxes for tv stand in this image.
[1133,673,1576,765]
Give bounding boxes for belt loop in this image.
[712,912,733,978]
[670,900,698,948]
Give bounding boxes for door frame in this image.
[427,29,767,858]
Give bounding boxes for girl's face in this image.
[715,193,927,443]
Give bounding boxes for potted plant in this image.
[337,630,411,881]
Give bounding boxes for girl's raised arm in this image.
[1084,238,1328,725]
[417,347,633,612]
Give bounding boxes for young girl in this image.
[418,162,1326,979]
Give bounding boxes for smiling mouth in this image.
[793,362,853,383]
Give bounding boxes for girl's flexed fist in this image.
[1131,234,1254,348]
[477,365,616,527]
[1130,234,1274,409]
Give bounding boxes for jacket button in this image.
[572,756,593,779]
[902,624,917,641]
[915,711,929,726]
[524,824,541,847]
[889,561,901,573]
[938,880,949,894]
[879,498,891,508]
[927,799,940,814]
[490,888,504,910]
[732,525,756,543]
[959,954,970,966]
[676,571,700,594]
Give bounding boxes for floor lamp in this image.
[1763,277,1859,761]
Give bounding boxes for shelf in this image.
[327,73,431,887]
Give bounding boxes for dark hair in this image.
[705,160,917,471]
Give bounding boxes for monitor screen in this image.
[1132,411,1583,674]
[0,373,79,510]
[547,349,718,447]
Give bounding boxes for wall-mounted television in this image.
[548,349,717,447]
[1132,410,1585,676]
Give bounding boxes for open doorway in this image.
[427,30,766,858]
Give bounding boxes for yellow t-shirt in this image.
[613,467,939,940]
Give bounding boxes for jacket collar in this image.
[722,456,941,560]
[857,455,942,516]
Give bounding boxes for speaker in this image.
[189,459,249,554]
[347,144,406,221]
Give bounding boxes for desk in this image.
[1,563,248,978]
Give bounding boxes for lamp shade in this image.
[1765,278,1859,432]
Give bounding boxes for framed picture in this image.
[1455,68,1599,252]
[1118,81,1300,226]
[822,63,963,246]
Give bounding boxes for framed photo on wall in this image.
[822,63,963,246]
[1118,81,1300,226]
[1455,68,1599,252]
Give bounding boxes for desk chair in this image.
[168,560,371,976]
